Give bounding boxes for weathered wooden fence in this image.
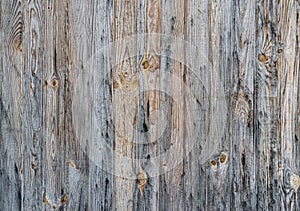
[1,0,300,210]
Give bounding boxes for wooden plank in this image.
[88,0,114,210]
[182,0,231,210]
[42,0,70,210]
[22,0,44,210]
[256,0,300,209]
[156,0,185,210]
[230,0,256,210]
[111,0,139,209]
[66,0,93,210]
[0,1,23,210]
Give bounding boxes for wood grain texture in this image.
[0,0,299,210]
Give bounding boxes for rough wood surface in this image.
[0,0,299,210]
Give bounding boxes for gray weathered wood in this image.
[0,0,299,210]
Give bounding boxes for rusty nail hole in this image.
[52,205,57,210]
[210,160,217,166]
[44,80,48,86]
[113,81,119,89]
[258,54,267,62]
[51,79,57,87]
[142,60,150,70]
[220,152,227,163]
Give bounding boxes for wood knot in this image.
[18,44,23,52]
[60,193,67,205]
[233,90,251,123]
[137,164,147,195]
[210,159,218,172]
[68,160,76,169]
[290,174,300,192]
[31,161,35,169]
[118,72,138,92]
[219,152,227,164]
[258,53,267,62]
[123,71,129,78]
[141,54,160,71]
[141,60,150,70]
[43,192,50,206]
[51,78,58,87]
[210,159,217,166]
[113,81,119,89]
[43,191,66,209]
